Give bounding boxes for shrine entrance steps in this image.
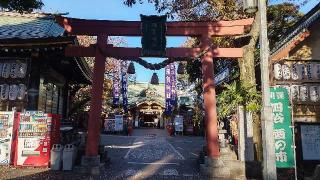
[200,144,262,179]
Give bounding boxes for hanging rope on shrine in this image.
[97,43,216,70]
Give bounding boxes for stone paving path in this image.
[0,129,205,180]
[99,129,205,180]
[125,136,184,161]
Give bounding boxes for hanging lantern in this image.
[127,62,136,74]
[150,72,159,85]
[177,63,185,74]
[243,0,258,13]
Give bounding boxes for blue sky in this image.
[41,0,185,83]
[41,0,319,82]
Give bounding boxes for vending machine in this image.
[0,111,15,165]
[13,111,60,167]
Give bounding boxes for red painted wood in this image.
[55,16,253,36]
[85,35,107,157]
[55,16,253,27]
[60,26,245,36]
[201,37,220,158]
[65,46,243,58]
[55,15,253,160]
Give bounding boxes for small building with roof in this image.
[270,2,320,178]
[0,11,92,118]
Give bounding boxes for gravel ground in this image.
[1,129,205,180]
[0,166,90,180]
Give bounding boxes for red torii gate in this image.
[56,16,253,163]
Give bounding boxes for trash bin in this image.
[62,144,77,170]
[50,144,63,170]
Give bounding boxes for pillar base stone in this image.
[74,155,102,175]
[200,156,246,179]
[81,155,101,166]
[200,157,230,178]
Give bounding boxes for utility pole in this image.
[243,0,277,179]
[258,0,277,179]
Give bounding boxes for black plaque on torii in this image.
[141,15,167,57]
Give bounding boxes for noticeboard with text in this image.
[141,15,167,57]
[300,124,320,160]
[270,87,295,168]
[174,115,183,132]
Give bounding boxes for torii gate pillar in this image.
[201,36,220,158]
[82,35,107,165]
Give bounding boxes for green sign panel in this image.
[270,87,295,168]
[141,15,167,57]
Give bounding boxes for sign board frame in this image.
[141,15,167,57]
[174,115,183,132]
[295,122,320,161]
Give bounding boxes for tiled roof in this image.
[271,2,320,56]
[127,82,165,107]
[0,11,64,39]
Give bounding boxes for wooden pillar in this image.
[85,35,107,156]
[201,36,220,158]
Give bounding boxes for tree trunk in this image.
[238,12,263,161]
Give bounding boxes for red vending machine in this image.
[13,111,60,167]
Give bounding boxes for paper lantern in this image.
[282,64,291,80]
[0,84,9,100]
[291,85,299,101]
[18,84,27,100]
[291,63,299,81]
[9,84,19,100]
[274,63,282,80]
[297,64,305,80]
[313,63,320,80]
[10,63,18,78]
[309,86,319,102]
[177,63,185,74]
[299,85,308,102]
[150,72,159,85]
[306,63,313,80]
[127,62,136,74]
[18,63,27,78]
[2,63,10,78]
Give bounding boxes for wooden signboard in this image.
[141,15,167,57]
[300,124,320,160]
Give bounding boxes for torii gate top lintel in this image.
[55,16,253,59]
[55,16,254,37]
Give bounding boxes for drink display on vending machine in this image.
[0,111,15,165]
[13,111,60,167]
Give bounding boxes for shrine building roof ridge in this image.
[271,2,320,58]
[0,11,65,39]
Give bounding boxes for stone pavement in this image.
[0,129,205,180]
[99,128,206,180]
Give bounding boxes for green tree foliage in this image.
[217,81,261,119]
[267,3,302,48]
[0,0,43,12]
[124,0,302,118]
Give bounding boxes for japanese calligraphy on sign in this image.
[170,63,177,105]
[141,15,167,57]
[165,64,172,114]
[113,62,121,106]
[300,125,320,160]
[120,61,129,113]
[270,87,295,168]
